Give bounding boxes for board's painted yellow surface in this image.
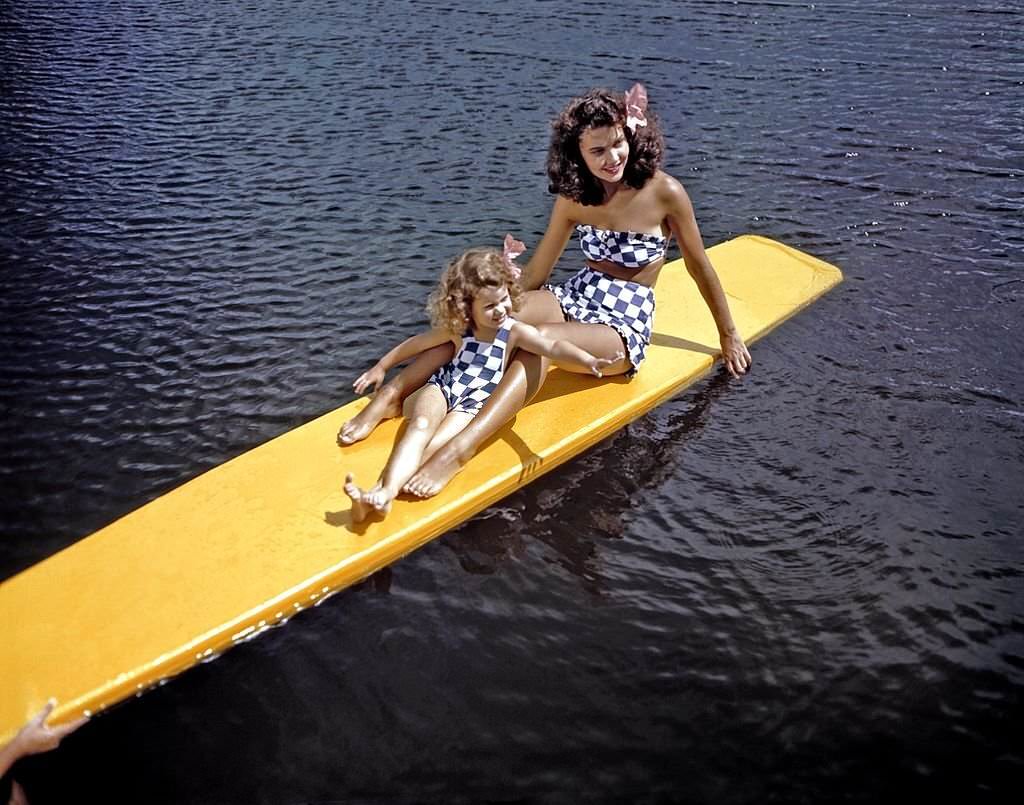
[0,236,842,741]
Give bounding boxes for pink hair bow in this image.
[502,233,526,280]
[624,82,648,133]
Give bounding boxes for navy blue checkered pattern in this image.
[578,225,667,269]
[545,266,656,374]
[428,317,513,414]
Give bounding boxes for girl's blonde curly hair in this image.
[426,247,523,335]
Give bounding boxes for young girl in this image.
[344,236,620,522]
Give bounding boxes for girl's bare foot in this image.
[343,473,373,523]
[338,386,402,445]
[403,444,467,498]
[364,484,394,517]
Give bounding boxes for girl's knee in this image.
[409,414,434,432]
[404,398,440,428]
[404,386,430,416]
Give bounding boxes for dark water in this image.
[2,0,1022,802]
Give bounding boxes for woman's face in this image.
[579,124,630,184]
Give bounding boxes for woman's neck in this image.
[599,179,621,202]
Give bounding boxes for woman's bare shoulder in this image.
[651,170,688,199]
[552,192,584,222]
[651,171,694,216]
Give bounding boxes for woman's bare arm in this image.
[520,196,576,291]
[354,329,455,394]
[661,176,751,377]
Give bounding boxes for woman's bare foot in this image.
[364,484,394,517]
[343,473,374,523]
[403,443,468,498]
[338,386,402,445]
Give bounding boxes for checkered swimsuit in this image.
[577,225,668,269]
[544,226,666,374]
[428,317,514,415]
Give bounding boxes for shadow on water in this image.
[439,369,738,594]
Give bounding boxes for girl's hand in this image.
[353,364,385,395]
[589,351,625,378]
[720,331,752,378]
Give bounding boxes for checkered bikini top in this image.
[452,316,514,380]
[578,224,668,269]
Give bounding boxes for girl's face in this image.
[470,284,512,331]
[579,124,629,184]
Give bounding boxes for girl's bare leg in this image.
[403,350,547,497]
[343,473,373,523]
[421,410,476,463]
[338,342,454,445]
[361,385,449,517]
[405,320,630,498]
[402,410,475,497]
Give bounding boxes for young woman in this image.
[342,84,751,497]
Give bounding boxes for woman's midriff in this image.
[584,258,664,286]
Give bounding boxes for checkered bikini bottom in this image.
[544,266,656,374]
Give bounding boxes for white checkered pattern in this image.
[428,317,513,414]
[545,266,657,374]
[577,225,667,269]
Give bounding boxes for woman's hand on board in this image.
[720,331,752,378]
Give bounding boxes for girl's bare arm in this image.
[355,329,454,393]
[509,322,621,377]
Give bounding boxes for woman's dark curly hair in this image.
[547,87,665,206]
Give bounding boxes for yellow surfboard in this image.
[0,235,841,742]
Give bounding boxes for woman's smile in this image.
[601,160,624,177]
[580,125,630,184]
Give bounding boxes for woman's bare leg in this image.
[515,287,566,326]
[338,342,454,445]
[536,321,633,376]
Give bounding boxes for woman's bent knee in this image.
[518,289,564,326]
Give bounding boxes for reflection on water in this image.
[2,0,1021,802]
[444,371,735,595]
